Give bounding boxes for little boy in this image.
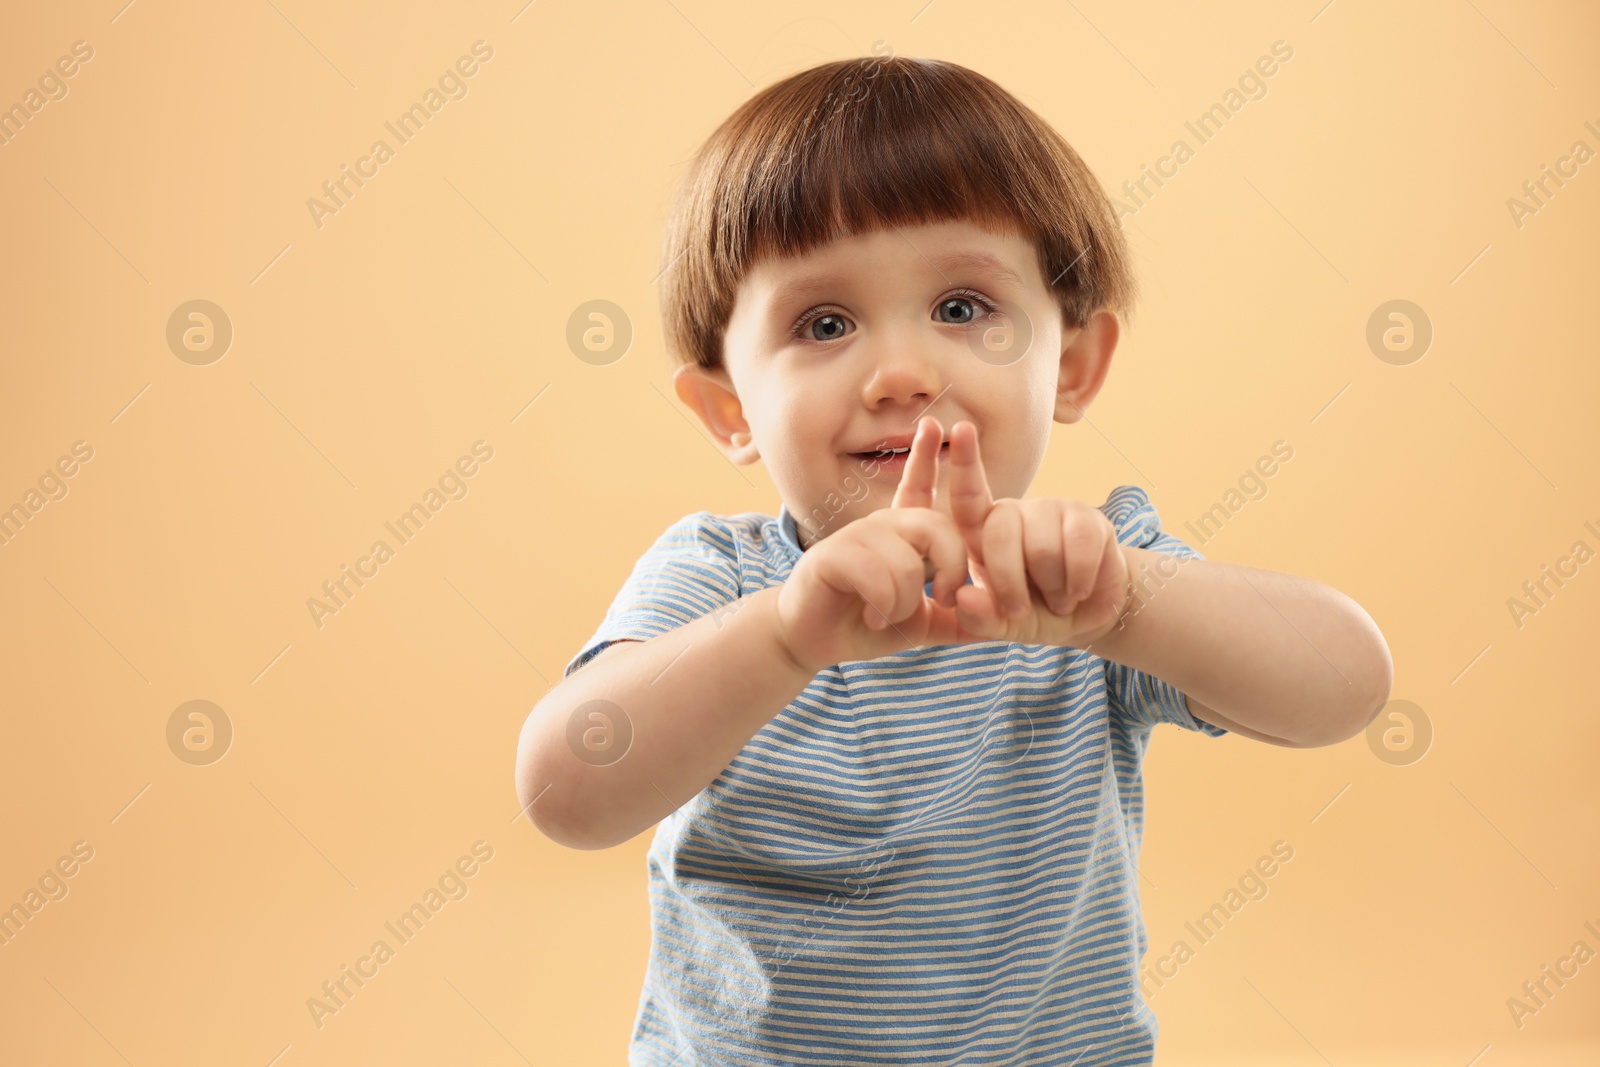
[516,54,1392,1066]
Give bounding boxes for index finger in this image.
[890,416,943,510]
[947,420,994,560]
[882,506,969,610]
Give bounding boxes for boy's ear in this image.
[673,363,760,464]
[1054,307,1119,424]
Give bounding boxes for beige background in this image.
[2,0,1597,1063]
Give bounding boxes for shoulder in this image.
[651,509,741,553]
[650,509,780,555]
[630,509,789,586]
[1098,484,1205,562]
[682,505,797,548]
[1098,484,1168,547]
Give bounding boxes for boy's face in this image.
[674,218,1119,548]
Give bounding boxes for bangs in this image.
[739,63,1048,264]
[662,55,1135,370]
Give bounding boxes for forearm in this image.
[1089,546,1393,747]
[515,584,816,850]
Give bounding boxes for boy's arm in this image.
[1090,545,1393,748]
[514,584,817,850]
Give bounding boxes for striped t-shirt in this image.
[564,485,1227,1066]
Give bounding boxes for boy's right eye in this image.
[791,308,853,343]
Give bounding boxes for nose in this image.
[859,328,946,409]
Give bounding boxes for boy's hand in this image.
[917,416,1134,649]
[772,502,988,673]
[771,415,1132,673]
[774,420,1022,672]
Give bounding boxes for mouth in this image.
[849,441,951,469]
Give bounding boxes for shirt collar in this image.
[777,502,807,558]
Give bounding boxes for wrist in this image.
[753,584,825,679]
[1080,546,1141,651]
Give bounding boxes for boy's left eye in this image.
[936,289,1001,325]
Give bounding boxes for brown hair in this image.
[659,52,1137,372]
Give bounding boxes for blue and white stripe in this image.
[564,485,1225,1066]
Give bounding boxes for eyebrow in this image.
[925,250,1026,289]
[766,249,1027,313]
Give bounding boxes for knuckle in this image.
[893,553,920,591]
[1030,561,1064,595]
[866,575,894,617]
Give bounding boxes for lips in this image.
[848,430,953,457]
[850,442,951,458]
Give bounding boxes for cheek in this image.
[970,364,1056,495]
[766,369,837,432]
[1024,336,1066,412]
[756,386,845,487]
[743,394,800,460]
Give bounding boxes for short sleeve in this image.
[1098,485,1227,737]
[562,511,743,679]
